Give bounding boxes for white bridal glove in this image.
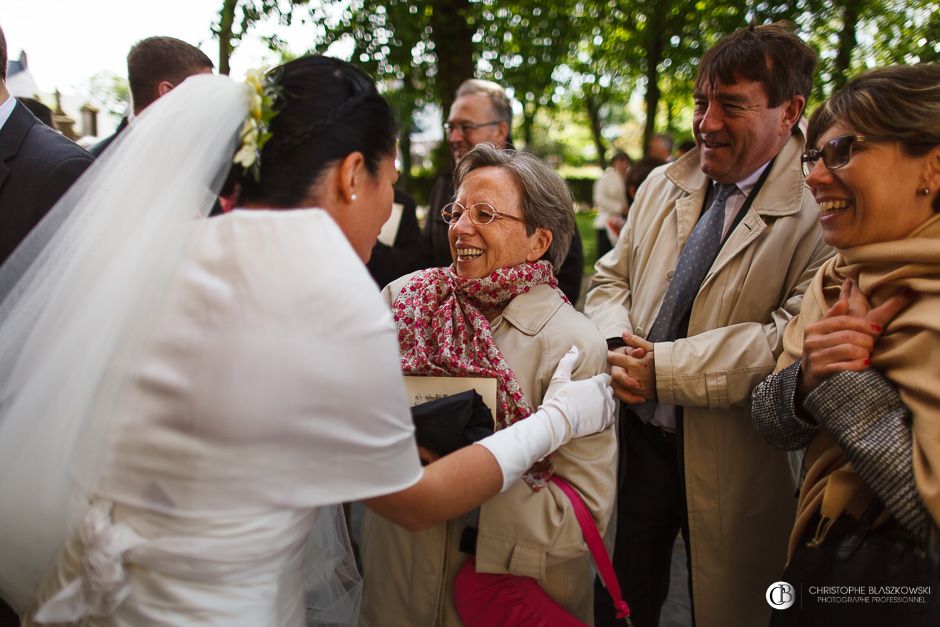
[477,346,616,491]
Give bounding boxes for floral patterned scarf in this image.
[392,260,565,489]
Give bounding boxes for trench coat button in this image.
[635,326,644,336]
[666,270,674,280]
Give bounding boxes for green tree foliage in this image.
[213,0,939,172]
[476,1,582,149]
[804,0,938,104]
[214,0,313,75]
[88,72,130,122]
[304,0,480,183]
[305,0,438,187]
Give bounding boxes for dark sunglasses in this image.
[801,134,894,177]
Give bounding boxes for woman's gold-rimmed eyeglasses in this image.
[441,202,528,226]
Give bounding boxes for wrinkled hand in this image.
[607,332,657,404]
[799,278,913,394]
[540,345,616,446]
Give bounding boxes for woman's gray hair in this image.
[453,143,576,271]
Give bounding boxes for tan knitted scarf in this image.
[777,213,940,559]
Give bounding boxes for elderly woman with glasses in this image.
[359,143,618,626]
[751,63,940,626]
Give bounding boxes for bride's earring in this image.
[351,193,358,201]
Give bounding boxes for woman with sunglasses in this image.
[360,144,618,626]
[752,63,940,626]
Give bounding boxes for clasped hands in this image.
[798,278,914,396]
[608,332,657,404]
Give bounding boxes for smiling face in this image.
[693,78,803,184]
[446,94,509,162]
[805,121,936,250]
[447,166,551,279]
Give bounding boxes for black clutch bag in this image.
[410,389,495,457]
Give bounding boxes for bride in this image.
[0,56,614,626]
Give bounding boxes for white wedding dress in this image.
[18,209,423,625]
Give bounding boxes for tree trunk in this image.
[521,102,536,151]
[218,0,239,76]
[429,0,475,122]
[398,115,413,192]
[833,0,863,89]
[642,33,664,155]
[585,90,607,169]
[641,1,669,154]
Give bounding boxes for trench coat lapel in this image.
[701,135,807,291]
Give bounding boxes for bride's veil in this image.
[0,71,364,626]
[0,73,249,612]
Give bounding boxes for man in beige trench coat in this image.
[585,24,833,627]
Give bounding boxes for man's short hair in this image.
[0,25,7,82]
[611,151,631,165]
[127,36,213,111]
[695,22,816,108]
[455,78,512,136]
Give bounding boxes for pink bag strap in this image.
[549,475,633,624]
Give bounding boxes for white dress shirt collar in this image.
[0,94,17,132]
[717,159,772,240]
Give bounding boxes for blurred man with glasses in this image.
[425,78,584,302]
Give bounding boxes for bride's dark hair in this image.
[238,55,397,207]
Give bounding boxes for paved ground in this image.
[661,537,693,627]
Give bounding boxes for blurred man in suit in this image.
[0,24,92,267]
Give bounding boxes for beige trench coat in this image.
[585,134,832,627]
[360,279,618,627]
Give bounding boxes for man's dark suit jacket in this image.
[0,100,93,266]
[366,188,427,288]
[89,116,129,158]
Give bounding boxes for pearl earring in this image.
[920,187,931,196]
[351,194,358,201]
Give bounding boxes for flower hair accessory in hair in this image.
[233,67,280,181]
